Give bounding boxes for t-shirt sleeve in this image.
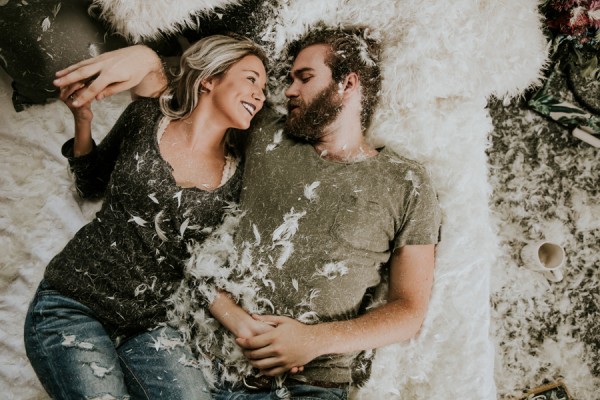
[393,164,442,249]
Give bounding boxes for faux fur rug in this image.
[488,91,600,399]
[0,0,552,399]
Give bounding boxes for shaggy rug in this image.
[0,0,561,399]
[488,89,600,398]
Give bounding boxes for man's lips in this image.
[288,103,301,113]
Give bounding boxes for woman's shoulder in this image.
[115,98,162,131]
[124,97,161,116]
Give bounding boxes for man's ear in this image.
[341,72,360,98]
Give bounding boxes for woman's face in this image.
[206,54,267,130]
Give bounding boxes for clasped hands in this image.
[237,314,322,377]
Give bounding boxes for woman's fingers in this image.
[60,82,85,102]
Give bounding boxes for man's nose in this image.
[284,82,298,98]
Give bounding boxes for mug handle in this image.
[544,268,563,283]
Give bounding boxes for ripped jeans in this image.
[24,281,211,400]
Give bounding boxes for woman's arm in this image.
[53,45,167,106]
[209,290,275,339]
[60,81,94,156]
[60,97,148,199]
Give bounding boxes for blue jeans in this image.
[24,281,211,400]
[213,382,348,400]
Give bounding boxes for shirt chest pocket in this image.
[329,193,396,252]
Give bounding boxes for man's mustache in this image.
[287,99,303,112]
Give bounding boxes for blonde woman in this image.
[24,34,267,400]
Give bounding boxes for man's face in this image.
[284,44,343,143]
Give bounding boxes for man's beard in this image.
[284,82,343,144]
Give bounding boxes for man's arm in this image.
[53,45,167,107]
[237,244,436,376]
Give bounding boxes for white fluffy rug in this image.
[0,0,549,398]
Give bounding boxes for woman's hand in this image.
[236,315,322,377]
[60,82,93,122]
[60,82,93,157]
[53,45,167,106]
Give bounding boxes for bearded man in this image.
[55,25,442,399]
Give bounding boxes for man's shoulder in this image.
[252,105,285,133]
[246,105,286,148]
[376,147,431,178]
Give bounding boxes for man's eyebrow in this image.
[290,67,314,77]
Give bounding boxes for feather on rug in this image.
[0,0,549,398]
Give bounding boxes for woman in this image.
[24,34,268,400]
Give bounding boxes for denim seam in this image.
[117,351,151,400]
[27,296,71,400]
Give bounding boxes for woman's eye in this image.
[248,77,256,83]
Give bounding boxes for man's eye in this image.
[300,76,312,83]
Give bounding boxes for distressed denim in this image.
[213,381,348,400]
[24,281,211,400]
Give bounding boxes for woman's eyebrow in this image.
[242,69,267,95]
[243,69,261,77]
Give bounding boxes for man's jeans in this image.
[24,281,211,400]
[213,382,348,400]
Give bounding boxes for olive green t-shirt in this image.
[223,110,442,384]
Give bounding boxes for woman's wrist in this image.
[73,121,93,157]
[209,291,254,338]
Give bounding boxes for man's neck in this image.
[313,115,378,162]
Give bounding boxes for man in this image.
[55,26,442,399]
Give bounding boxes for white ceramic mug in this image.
[520,241,565,282]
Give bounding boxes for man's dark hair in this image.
[287,24,382,130]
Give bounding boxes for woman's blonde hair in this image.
[160,34,267,119]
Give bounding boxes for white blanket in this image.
[0,1,547,398]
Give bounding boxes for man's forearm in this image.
[311,297,428,357]
[130,48,169,98]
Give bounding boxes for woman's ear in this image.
[200,76,216,93]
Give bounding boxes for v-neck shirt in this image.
[44,98,243,335]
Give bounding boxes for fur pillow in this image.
[90,0,246,42]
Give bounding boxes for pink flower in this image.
[588,2,600,28]
[588,0,600,11]
[550,0,577,12]
[570,6,589,27]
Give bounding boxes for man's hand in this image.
[53,45,167,106]
[236,315,322,377]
